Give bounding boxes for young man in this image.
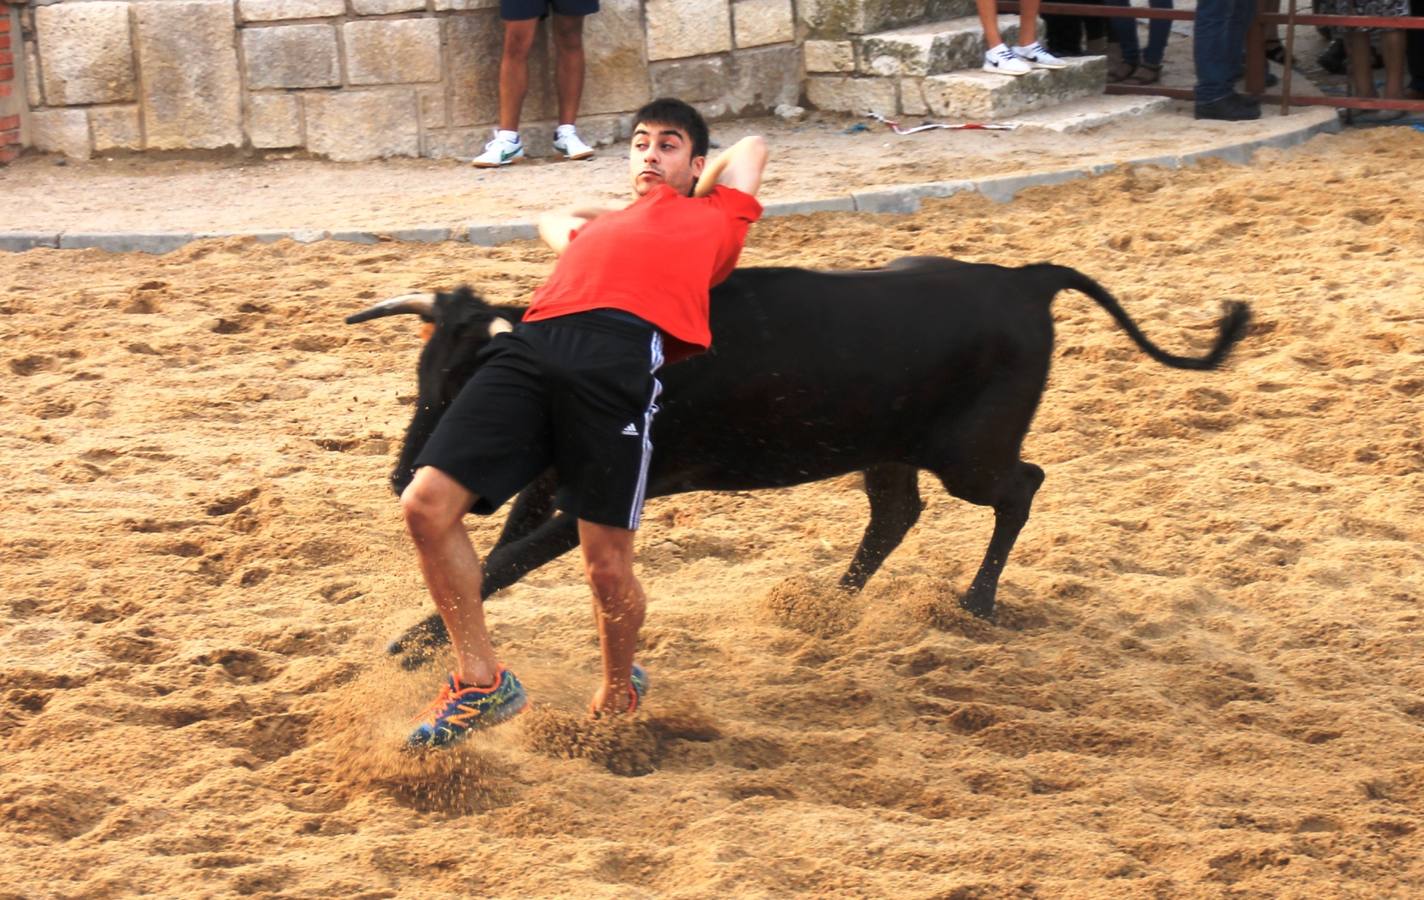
[472,0,600,167]
[404,99,768,748]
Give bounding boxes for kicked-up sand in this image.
[1,127,1422,897]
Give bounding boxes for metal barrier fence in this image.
[998,0,1424,115]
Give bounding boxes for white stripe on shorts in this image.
[627,331,664,530]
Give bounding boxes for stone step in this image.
[910,54,1107,120]
[857,16,1022,77]
[800,0,980,39]
[808,53,1106,120]
[1005,93,1172,133]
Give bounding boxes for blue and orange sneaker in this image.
[592,664,649,716]
[629,664,649,712]
[406,667,527,750]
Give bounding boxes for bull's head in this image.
[345,286,517,496]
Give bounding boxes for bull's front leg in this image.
[960,462,1044,619]
[386,510,582,668]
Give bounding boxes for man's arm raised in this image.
[693,135,768,198]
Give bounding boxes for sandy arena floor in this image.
[1,127,1422,898]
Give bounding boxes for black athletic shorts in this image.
[414,310,664,530]
[501,0,598,20]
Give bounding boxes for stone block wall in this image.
[10,0,813,162]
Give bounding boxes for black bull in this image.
[347,257,1249,667]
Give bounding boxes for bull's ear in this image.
[488,317,514,338]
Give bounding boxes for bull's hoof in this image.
[386,613,450,663]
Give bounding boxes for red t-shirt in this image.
[523,184,763,362]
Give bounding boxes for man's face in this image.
[629,122,705,197]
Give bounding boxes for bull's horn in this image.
[489,317,514,337]
[344,292,437,325]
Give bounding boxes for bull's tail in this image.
[1036,265,1251,371]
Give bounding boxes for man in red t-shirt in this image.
[403,99,767,749]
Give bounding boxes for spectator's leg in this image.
[976,0,1006,48]
[1019,0,1041,44]
[1347,32,1377,97]
[1381,29,1406,98]
[498,18,540,133]
[1083,0,1108,52]
[1145,0,1175,66]
[1230,0,1260,75]
[551,14,586,128]
[1262,0,1282,56]
[1107,0,1143,65]
[1043,15,1081,55]
[1408,0,1424,95]
[1194,0,1238,101]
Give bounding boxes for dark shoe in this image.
[1109,60,1139,83]
[1318,39,1346,75]
[1264,38,1286,64]
[1352,108,1408,124]
[1195,93,1262,121]
[1124,62,1162,85]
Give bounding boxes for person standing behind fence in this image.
[1406,0,1424,99]
[978,0,1070,75]
[472,0,598,168]
[1193,0,1262,120]
[1320,0,1411,121]
[1107,0,1175,84]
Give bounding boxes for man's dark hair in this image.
[632,98,710,159]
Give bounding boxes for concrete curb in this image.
[0,115,1343,255]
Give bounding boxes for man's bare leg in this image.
[974,0,1004,48]
[402,467,500,687]
[1017,0,1039,45]
[498,19,540,133]
[551,14,586,127]
[578,519,646,712]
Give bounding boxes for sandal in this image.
[1109,61,1138,83]
[1123,62,1162,85]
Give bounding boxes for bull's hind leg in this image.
[953,461,1044,619]
[840,463,922,592]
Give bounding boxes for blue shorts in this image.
[501,0,598,20]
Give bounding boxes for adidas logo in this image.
[621,423,639,436]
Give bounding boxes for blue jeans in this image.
[1108,0,1174,66]
[1193,0,1258,102]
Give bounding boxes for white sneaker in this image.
[553,125,595,161]
[1013,41,1068,70]
[471,130,524,168]
[983,43,1033,76]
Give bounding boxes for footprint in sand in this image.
[10,354,57,376]
[318,581,365,605]
[195,646,286,680]
[210,317,251,335]
[0,778,113,842]
[206,487,261,517]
